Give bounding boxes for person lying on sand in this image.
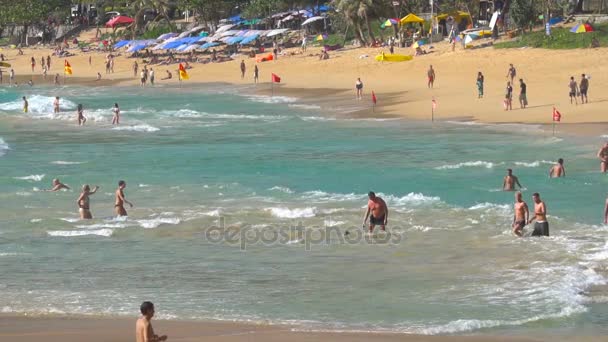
[136,302,167,342]
[161,70,172,80]
[46,178,70,192]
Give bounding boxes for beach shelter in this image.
[400,13,425,25]
[240,34,259,45]
[301,16,325,26]
[105,16,134,28]
[436,11,472,25]
[157,33,177,40]
[570,23,594,33]
[114,40,131,49]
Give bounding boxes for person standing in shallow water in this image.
[503,169,523,191]
[362,191,388,233]
[512,191,529,237]
[528,193,549,237]
[112,103,120,125]
[549,158,566,178]
[355,78,363,100]
[115,180,133,217]
[77,184,99,219]
[77,104,86,126]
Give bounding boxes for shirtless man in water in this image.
[512,192,529,237]
[549,158,566,178]
[115,180,133,216]
[503,169,523,191]
[597,142,608,173]
[46,178,70,192]
[362,191,388,233]
[528,193,549,237]
[77,184,99,219]
[136,301,167,342]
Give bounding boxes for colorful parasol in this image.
[570,23,594,33]
[381,18,400,28]
[315,34,327,41]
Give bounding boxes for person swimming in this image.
[46,178,70,192]
[77,184,99,219]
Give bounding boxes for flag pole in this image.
[431,97,435,122]
[271,77,274,97]
[553,121,555,137]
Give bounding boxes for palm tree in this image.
[130,0,175,39]
[334,0,367,45]
[357,0,375,45]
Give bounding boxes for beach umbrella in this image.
[570,23,594,33]
[412,40,425,49]
[114,40,131,49]
[105,15,134,28]
[315,34,327,41]
[240,34,259,45]
[266,28,290,37]
[201,42,220,49]
[157,33,177,40]
[127,44,148,53]
[464,34,474,45]
[381,18,399,28]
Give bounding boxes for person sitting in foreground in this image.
[415,46,427,56]
[136,301,167,342]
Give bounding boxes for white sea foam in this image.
[289,104,321,110]
[435,161,500,170]
[137,217,181,229]
[299,116,337,122]
[268,186,294,194]
[74,223,129,229]
[60,217,80,223]
[513,160,554,168]
[50,160,84,165]
[0,95,76,116]
[202,209,221,217]
[47,229,113,237]
[385,193,441,206]
[323,219,345,227]
[266,207,317,219]
[30,218,42,223]
[112,124,160,132]
[14,174,45,181]
[245,95,298,104]
[0,138,8,157]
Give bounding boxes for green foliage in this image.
[509,0,537,31]
[0,0,71,25]
[243,0,286,20]
[139,24,173,39]
[494,23,608,49]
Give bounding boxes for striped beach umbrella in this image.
[570,23,594,33]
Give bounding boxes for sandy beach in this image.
[2,315,606,342]
[1,35,607,125]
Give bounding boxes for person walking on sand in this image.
[506,64,516,84]
[512,191,529,237]
[597,142,608,173]
[505,81,513,111]
[30,57,36,73]
[133,61,139,78]
[240,60,246,79]
[53,96,60,114]
[77,184,99,219]
[528,193,549,237]
[580,74,589,104]
[22,96,28,113]
[140,69,146,87]
[136,302,167,342]
[9,69,15,86]
[519,79,527,109]
[569,76,579,105]
[503,169,523,191]
[77,104,86,126]
[355,78,363,100]
[54,73,59,85]
[40,56,45,71]
[549,158,566,178]
[89,56,92,66]
[253,65,259,84]
[112,103,120,125]
[115,180,133,217]
[47,55,51,70]
[427,65,436,88]
[363,191,388,233]
[476,72,484,98]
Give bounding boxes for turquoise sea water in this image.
[1,84,608,336]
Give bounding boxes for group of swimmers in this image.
[362,144,608,238]
[46,179,133,219]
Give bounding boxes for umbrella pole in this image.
[271,79,274,97]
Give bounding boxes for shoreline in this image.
[3,78,608,138]
[2,314,605,342]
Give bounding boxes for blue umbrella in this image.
[114,40,131,49]
[201,42,219,49]
[127,44,147,52]
[240,34,259,45]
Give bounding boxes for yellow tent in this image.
[400,13,425,25]
[435,11,472,25]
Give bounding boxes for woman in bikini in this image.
[77,184,99,219]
